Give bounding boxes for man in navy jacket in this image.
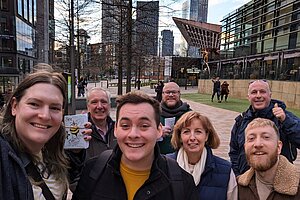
[229,80,300,176]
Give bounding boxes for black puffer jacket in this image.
[229,99,300,176]
[72,145,199,200]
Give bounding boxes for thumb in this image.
[274,103,278,108]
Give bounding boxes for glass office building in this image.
[217,0,300,81]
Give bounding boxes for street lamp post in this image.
[70,0,76,114]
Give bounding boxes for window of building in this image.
[28,0,32,24]
[0,56,13,68]
[0,16,7,34]
[18,0,23,16]
[33,0,36,25]
[0,0,8,10]
[24,0,28,20]
[276,35,289,50]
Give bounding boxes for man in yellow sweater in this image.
[72,91,199,200]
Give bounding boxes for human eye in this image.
[28,101,39,108]
[50,106,62,112]
[140,123,150,131]
[181,129,190,135]
[246,135,255,142]
[100,100,108,105]
[195,130,203,135]
[120,123,130,130]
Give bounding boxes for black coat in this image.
[0,135,34,200]
[72,145,199,200]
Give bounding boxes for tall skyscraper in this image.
[161,30,174,56]
[180,0,208,57]
[136,1,159,56]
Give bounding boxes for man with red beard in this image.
[158,82,191,154]
[229,80,300,176]
[238,118,300,199]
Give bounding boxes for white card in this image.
[64,113,89,149]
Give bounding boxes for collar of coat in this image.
[238,155,300,195]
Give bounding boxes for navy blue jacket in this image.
[0,135,34,200]
[167,146,231,200]
[229,99,300,176]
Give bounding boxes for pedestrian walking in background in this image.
[220,81,229,102]
[168,111,237,200]
[211,76,221,103]
[238,118,300,199]
[0,71,92,200]
[229,79,300,176]
[155,81,164,102]
[77,77,85,97]
[72,91,199,200]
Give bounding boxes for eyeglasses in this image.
[163,91,180,95]
[249,79,267,85]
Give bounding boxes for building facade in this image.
[161,30,174,56]
[136,1,159,56]
[0,0,54,95]
[218,0,300,81]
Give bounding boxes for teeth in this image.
[127,143,143,148]
[254,152,264,155]
[33,123,48,129]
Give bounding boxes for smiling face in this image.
[245,126,282,171]
[180,118,208,162]
[114,103,162,170]
[162,82,181,108]
[87,89,110,123]
[248,81,271,111]
[11,83,64,154]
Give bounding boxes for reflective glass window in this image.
[24,0,28,20]
[18,0,23,16]
[29,0,32,23]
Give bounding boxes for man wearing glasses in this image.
[229,80,300,176]
[158,82,191,154]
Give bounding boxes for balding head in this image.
[162,82,181,108]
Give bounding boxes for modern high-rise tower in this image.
[161,30,174,56]
[136,1,159,56]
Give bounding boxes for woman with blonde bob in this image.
[168,111,237,200]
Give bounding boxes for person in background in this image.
[72,91,199,200]
[168,111,237,200]
[67,87,116,191]
[0,71,91,199]
[220,81,229,102]
[158,82,191,154]
[77,77,85,97]
[155,81,164,102]
[238,118,300,199]
[0,92,4,110]
[229,79,300,176]
[211,76,221,103]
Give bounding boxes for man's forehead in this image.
[163,83,180,91]
[249,81,270,90]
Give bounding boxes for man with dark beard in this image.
[158,82,191,154]
[238,118,300,200]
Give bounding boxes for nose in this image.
[127,126,140,138]
[255,91,262,98]
[189,131,196,139]
[96,101,104,109]
[253,137,263,148]
[38,107,51,120]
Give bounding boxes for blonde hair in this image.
[171,111,220,150]
[245,118,279,139]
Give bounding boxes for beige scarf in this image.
[177,147,207,185]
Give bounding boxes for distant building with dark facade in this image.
[136,1,159,56]
[217,0,300,81]
[0,0,54,94]
[161,30,174,56]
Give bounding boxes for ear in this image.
[114,122,118,138]
[11,97,18,116]
[157,123,163,139]
[277,140,283,155]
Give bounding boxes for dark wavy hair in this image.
[116,91,161,128]
[0,71,69,184]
